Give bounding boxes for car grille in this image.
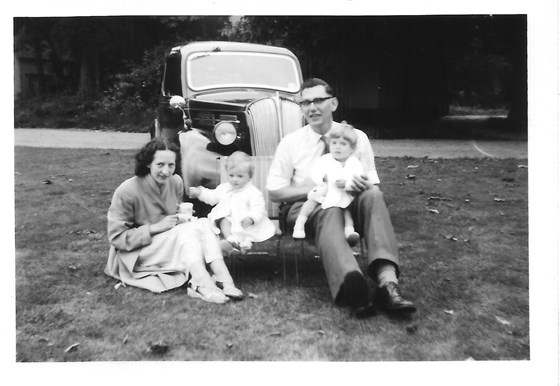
[247,98,302,156]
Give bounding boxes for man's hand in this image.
[240,217,255,228]
[350,174,373,194]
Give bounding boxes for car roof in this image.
[172,41,298,59]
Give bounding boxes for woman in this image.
[104,138,243,303]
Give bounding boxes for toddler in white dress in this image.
[189,151,276,255]
[293,123,363,246]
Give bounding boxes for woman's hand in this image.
[240,217,255,228]
[149,214,179,236]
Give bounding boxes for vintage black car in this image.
[154,41,304,212]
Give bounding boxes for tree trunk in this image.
[78,51,94,96]
[33,34,45,95]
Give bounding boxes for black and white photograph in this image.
[5,0,559,385]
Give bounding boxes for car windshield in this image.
[187,52,301,93]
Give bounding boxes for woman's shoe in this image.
[216,281,245,300]
[187,283,229,304]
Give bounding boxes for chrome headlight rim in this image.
[213,121,238,146]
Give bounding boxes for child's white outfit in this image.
[310,153,364,209]
[197,181,276,246]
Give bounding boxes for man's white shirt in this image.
[266,121,380,192]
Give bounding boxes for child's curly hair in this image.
[226,151,254,178]
[328,123,358,149]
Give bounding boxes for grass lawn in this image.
[14,147,529,362]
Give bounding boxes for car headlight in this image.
[214,121,237,145]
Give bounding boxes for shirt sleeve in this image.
[107,183,152,252]
[266,137,293,191]
[354,129,380,184]
[198,185,222,206]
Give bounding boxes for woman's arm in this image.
[107,187,152,252]
[107,182,178,251]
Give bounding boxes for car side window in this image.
[163,51,182,96]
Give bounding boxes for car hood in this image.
[191,90,294,107]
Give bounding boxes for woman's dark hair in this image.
[134,138,182,177]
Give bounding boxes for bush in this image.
[14,46,168,132]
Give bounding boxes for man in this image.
[266,78,416,316]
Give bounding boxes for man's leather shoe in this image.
[342,271,370,309]
[375,282,416,313]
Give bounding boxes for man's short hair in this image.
[301,78,334,96]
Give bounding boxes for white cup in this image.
[178,202,194,218]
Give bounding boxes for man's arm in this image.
[268,183,315,203]
[267,133,314,203]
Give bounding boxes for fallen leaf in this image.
[494,198,506,202]
[517,165,528,168]
[443,235,458,241]
[67,179,73,183]
[407,165,419,169]
[427,209,440,214]
[247,292,259,299]
[42,179,53,185]
[64,343,79,353]
[317,330,325,336]
[406,174,416,180]
[67,264,79,272]
[444,310,454,315]
[464,199,470,203]
[495,316,511,325]
[123,334,129,344]
[226,342,234,349]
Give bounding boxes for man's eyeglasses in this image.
[298,96,334,107]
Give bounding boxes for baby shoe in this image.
[220,239,241,257]
[239,240,253,255]
[345,229,360,247]
[292,227,306,239]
